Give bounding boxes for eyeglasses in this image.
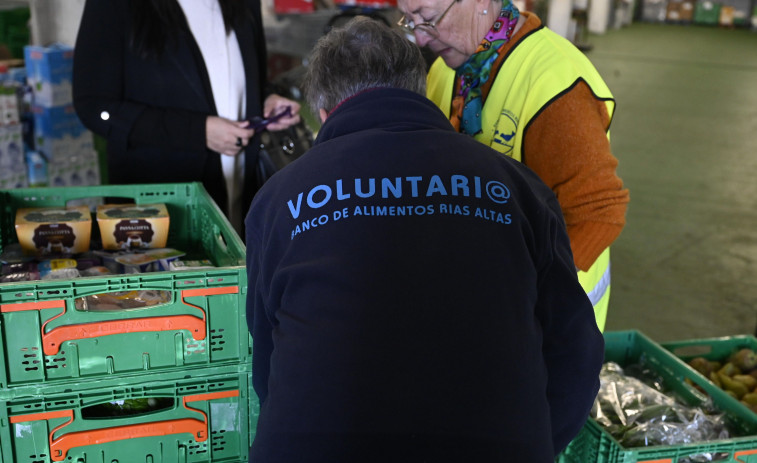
[397,0,457,37]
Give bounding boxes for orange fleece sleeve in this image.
[523,81,629,271]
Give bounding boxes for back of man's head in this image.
[303,16,426,115]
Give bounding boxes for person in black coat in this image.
[72,0,300,230]
[246,17,604,463]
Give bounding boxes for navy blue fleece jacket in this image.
[245,88,603,463]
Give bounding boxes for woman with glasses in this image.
[73,0,301,233]
[397,0,630,332]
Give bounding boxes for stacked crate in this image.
[0,183,256,462]
[694,0,722,24]
[692,0,752,24]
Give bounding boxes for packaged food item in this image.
[14,205,92,256]
[0,242,31,264]
[40,267,80,280]
[96,203,170,250]
[74,289,172,311]
[74,254,102,271]
[169,259,215,271]
[0,261,41,283]
[1,261,37,275]
[80,266,111,277]
[115,248,184,273]
[37,258,77,278]
[0,271,40,283]
[92,249,129,274]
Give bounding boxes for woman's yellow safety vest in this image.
[427,25,615,331]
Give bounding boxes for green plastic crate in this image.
[0,363,257,463]
[0,183,250,392]
[662,335,757,421]
[694,0,722,24]
[662,335,757,365]
[557,330,757,463]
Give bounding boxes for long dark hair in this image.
[129,0,249,59]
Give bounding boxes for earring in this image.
[482,8,488,14]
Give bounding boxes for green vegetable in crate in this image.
[593,361,732,449]
[718,361,741,377]
[733,374,757,390]
[81,397,174,418]
[687,347,757,402]
[718,372,749,399]
[628,403,680,425]
[730,348,757,372]
[687,356,721,377]
[742,393,757,414]
[742,392,757,406]
[709,371,722,388]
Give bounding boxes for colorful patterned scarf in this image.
[451,3,520,135]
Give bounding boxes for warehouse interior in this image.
[1,1,757,461]
[2,2,753,344]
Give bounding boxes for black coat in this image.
[73,0,268,213]
[246,88,604,462]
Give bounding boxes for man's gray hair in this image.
[303,16,427,114]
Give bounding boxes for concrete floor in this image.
[585,23,757,342]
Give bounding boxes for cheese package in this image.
[96,203,170,250]
[15,205,92,255]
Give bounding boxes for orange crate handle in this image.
[42,314,207,356]
[0,286,238,356]
[49,417,207,461]
[9,390,239,462]
[736,449,757,463]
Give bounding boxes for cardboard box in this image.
[24,150,48,187]
[32,104,88,138]
[0,123,24,176]
[14,205,92,255]
[96,203,170,250]
[0,83,20,125]
[47,152,100,188]
[24,44,74,108]
[666,0,695,20]
[720,5,735,24]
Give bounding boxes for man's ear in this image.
[319,108,328,123]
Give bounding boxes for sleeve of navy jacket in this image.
[244,88,604,463]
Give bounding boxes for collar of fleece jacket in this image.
[313,87,456,145]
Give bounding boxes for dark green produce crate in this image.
[0,183,250,393]
[662,335,757,424]
[557,330,757,463]
[0,363,256,463]
[662,335,757,365]
[0,7,30,59]
[694,0,722,24]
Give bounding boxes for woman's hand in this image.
[263,94,302,131]
[206,116,255,156]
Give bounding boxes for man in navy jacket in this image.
[245,16,604,463]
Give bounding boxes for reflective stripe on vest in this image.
[586,260,610,307]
